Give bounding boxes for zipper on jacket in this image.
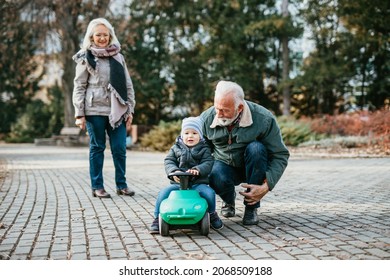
[227,128,233,165]
[89,92,94,106]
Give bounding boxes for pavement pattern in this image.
[0,143,389,260]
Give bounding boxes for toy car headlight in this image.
[193,204,202,210]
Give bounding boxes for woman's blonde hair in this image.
[81,18,120,50]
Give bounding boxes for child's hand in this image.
[187,169,199,176]
[173,176,180,183]
[171,170,182,183]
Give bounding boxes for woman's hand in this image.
[75,117,86,130]
[126,114,133,131]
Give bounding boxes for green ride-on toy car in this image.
[159,171,210,236]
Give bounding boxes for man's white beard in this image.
[216,110,239,126]
[216,117,235,126]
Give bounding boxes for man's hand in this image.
[239,182,269,205]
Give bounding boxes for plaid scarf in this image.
[86,44,128,102]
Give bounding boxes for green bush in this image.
[140,117,324,150]
[47,85,64,135]
[139,120,181,152]
[278,116,323,146]
[6,100,52,143]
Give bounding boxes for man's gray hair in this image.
[81,18,120,50]
[215,80,245,106]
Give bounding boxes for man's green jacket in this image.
[200,100,290,191]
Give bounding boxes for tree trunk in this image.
[62,53,77,127]
[281,0,291,116]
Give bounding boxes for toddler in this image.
[150,117,223,233]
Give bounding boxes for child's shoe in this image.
[149,218,159,234]
[210,211,224,230]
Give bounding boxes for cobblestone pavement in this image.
[0,143,389,260]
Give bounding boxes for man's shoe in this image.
[116,187,135,196]
[221,202,235,218]
[92,189,111,198]
[149,218,159,234]
[210,212,224,230]
[242,207,259,225]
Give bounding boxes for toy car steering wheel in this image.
[168,171,196,190]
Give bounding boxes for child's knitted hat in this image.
[181,117,203,139]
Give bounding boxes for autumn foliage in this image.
[308,110,390,152]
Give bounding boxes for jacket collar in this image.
[210,100,253,128]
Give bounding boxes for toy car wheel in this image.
[159,215,170,236]
[199,212,210,236]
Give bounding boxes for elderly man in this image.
[200,80,289,225]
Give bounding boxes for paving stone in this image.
[267,250,296,259]
[364,248,390,258]
[246,249,272,259]
[0,144,389,260]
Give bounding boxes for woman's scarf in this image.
[87,44,128,103]
[74,44,130,129]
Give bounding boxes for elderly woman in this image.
[72,18,135,198]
